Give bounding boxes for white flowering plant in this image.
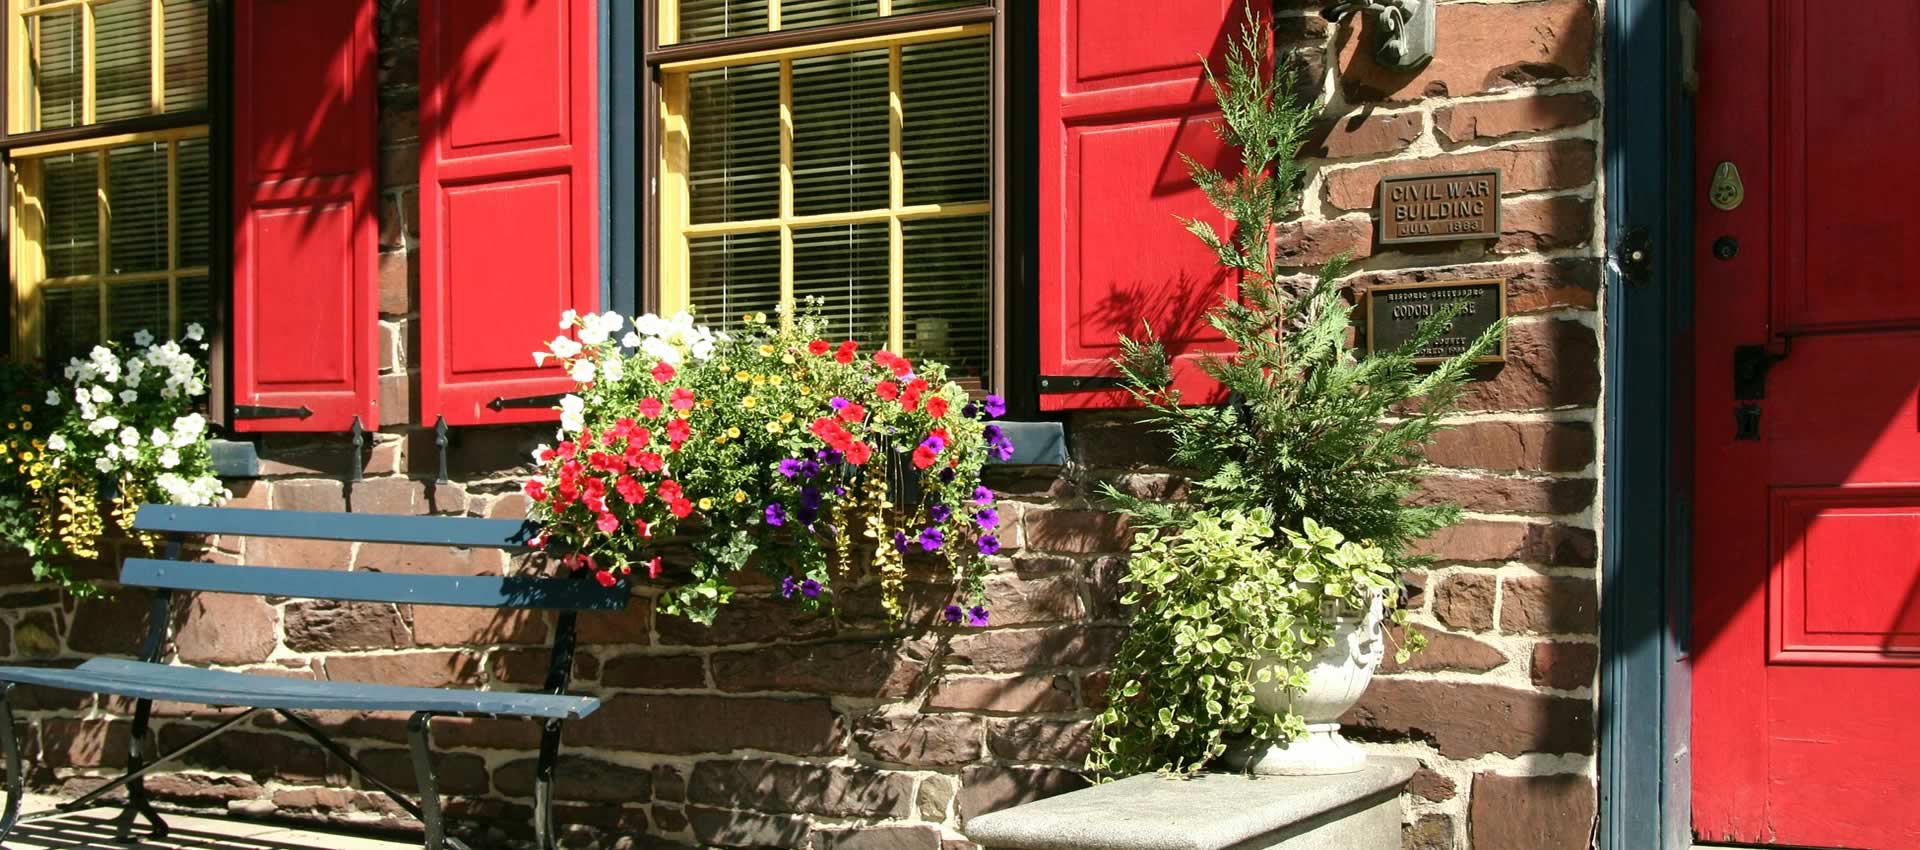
[0,326,227,593]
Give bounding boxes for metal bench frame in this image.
[0,505,626,850]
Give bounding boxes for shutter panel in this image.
[1035,0,1248,410]
[231,0,379,432]
[419,0,598,425]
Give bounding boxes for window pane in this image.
[902,36,990,206]
[107,279,169,344]
[793,222,889,349]
[43,285,100,368]
[41,152,100,279]
[108,143,169,274]
[163,0,210,112]
[26,9,82,131]
[688,230,780,335]
[779,0,879,31]
[675,0,769,44]
[95,0,156,124]
[178,275,210,341]
[791,48,889,217]
[688,62,781,224]
[177,137,211,268]
[902,215,990,383]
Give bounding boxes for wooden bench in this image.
[0,504,625,850]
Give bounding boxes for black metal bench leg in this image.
[0,685,22,847]
[533,719,561,850]
[112,698,168,843]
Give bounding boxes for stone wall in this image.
[0,2,1605,848]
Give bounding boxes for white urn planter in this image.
[1227,590,1387,776]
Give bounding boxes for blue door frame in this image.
[1600,0,1694,848]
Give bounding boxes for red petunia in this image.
[670,387,696,411]
[670,498,694,519]
[846,441,872,465]
[638,397,663,419]
[837,402,866,423]
[652,361,676,383]
[808,339,831,356]
[835,340,859,365]
[875,381,900,401]
[925,397,949,418]
[912,446,938,469]
[523,479,547,501]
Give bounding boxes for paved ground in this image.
[9,795,416,850]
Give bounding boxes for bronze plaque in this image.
[1366,278,1507,364]
[1376,169,1502,245]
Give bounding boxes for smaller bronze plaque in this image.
[1366,278,1507,364]
[1376,169,1502,245]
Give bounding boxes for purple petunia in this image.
[943,604,965,624]
[930,504,952,523]
[829,396,850,411]
[975,508,999,529]
[800,578,822,598]
[765,503,787,526]
[983,395,1006,418]
[966,605,990,627]
[918,527,945,552]
[778,458,803,478]
[973,486,994,505]
[977,534,1000,555]
[780,576,800,598]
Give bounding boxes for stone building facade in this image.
[0,2,1605,848]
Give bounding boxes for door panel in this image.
[1694,1,1920,847]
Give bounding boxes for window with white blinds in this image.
[658,2,995,384]
[7,0,211,364]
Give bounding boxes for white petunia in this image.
[45,389,60,406]
[95,457,115,473]
[133,329,154,347]
[119,427,140,447]
[159,449,180,469]
[568,358,597,383]
[45,434,67,452]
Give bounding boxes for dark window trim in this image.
[637,0,1017,400]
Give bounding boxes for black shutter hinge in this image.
[1037,375,1128,393]
[1609,226,1654,287]
[487,393,568,412]
[232,403,313,420]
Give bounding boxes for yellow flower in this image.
[743,396,757,408]
[733,489,748,503]
[766,421,784,434]
[726,426,741,439]
[698,497,714,511]
[735,370,752,382]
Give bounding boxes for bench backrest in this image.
[129,504,627,612]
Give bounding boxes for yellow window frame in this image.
[656,20,991,352]
[7,0,182,135]
[9,124,209,359]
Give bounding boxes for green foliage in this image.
[1090,11,1502,776]
[1087,510,1401,776]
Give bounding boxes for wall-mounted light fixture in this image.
[1321,0,1437,72]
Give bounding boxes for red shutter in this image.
[419,0,599,426]
[1036,0,1247,410]
[231,0,379,432]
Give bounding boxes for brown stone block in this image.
[711,638,935,698]
[1469,772,1596,850]
[955,765,1088,821]
[1530,641,1600,690]
[322,650,480,689]
[571,693,843,755]
[1379,623,1508,674]
[1500,575,1599,634]
[495,754,654,803]
[986,717,1092,763]
[174,593,278,665]
[1434,572,1496,631]
[1338,0,1596,103]
[1424,420,1595,473]
[1341,678,1593,758]
[1435,93,1600,144]
[944,626,1123,672]
[1496,195,1594,254]
[1304,110,1423,159]
[1454,319,1601,412]
[688,758,914,819]
[926,675,1075,713]
[599,653,706,689]
[853,710,985,767]
[284,599,412,652]
[1412,473,1596,516]
[1323,140,1596,212]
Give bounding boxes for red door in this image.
[1693,2,1920,847]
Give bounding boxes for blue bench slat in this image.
[0,659,599,720]
[133,504,540,549]
[121,560,629,612]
